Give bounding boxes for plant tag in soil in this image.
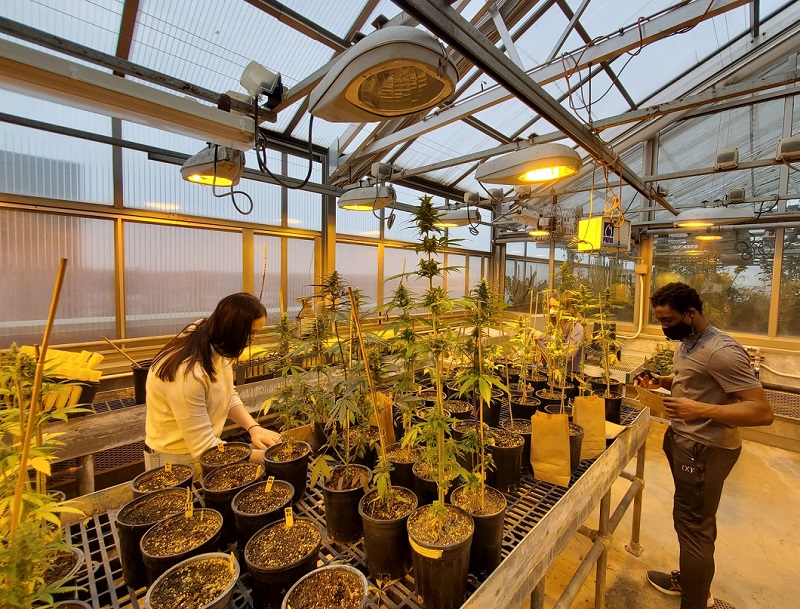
[164,461,172,472]
[284,507,293,529]
[265,476,275,492]
[217,442,225,452]
[229,552,236,573]
[184,502,194,518]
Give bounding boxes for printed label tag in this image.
[265,476,275,492]
[284,507,294,528]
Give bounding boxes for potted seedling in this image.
[594,288,623,424]
[402,195,474,609]
[281,563,369,609]
[145,552,240,609]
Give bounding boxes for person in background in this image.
[538,296,584,375]
[144,292,281,470]
[635,282,773,609]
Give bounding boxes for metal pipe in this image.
[595,492,612,609]
[552,538,608,609]
[643,220,800,234]
[608,477,644,533]
[627,443,647,556]
[530,580,545,609]
[75,454,95,496]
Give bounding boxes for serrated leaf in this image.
[29,457,51,476]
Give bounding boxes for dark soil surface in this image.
[286,567,364,609]
[43,549,78,585]
[412,461,454,483]
[418,390,438,402]
[264,441,309,462]
[443,399,472,413]
[200,444,250,466]
[148,556,235,609]
[489,428,524,448]
[502,419,532,434]
[234,481,293,514]
[417,406,450,420]
[117,488,187,526]
[204,461,263,492]
[245,519,320,569]
[386,444,420,464]
[511,396,540,406]
[569,422,584,437]
[452,420,488,435]
[452,485,506,516]
[324,465,370,491]
[132,465,192,494]
[408,505,473,546]
[360,488,415,520]
[140,509,222,557]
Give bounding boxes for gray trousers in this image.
[663,427,741,609]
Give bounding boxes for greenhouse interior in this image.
[2,1,800,609]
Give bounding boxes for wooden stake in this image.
[101,335,141,368]
[11,258,68,536]
[258,242,268,302]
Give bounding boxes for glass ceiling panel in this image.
[573,0,676,40]
[278,0,376,40]
[663,166,780,212]
[130,0,332,98]
[473,96,536,139]
[394,120,494,176]
[4,0,122,55]
[288,109,355,148]
[611,7,748,105]
[511,5,569,71]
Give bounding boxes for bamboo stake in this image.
[101,335,141,368]
[347,287,389,474]
[11,258,67,536]
[258,242,268,302]
[477,302,486,511]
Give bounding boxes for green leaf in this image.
[29,457,51,476]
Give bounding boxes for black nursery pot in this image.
[198,442,252,480]
[130,463,194,498]
[115,488,187,589]
[501,418,532,474]
[451,485,506,576]
[321,464,371,543]
[202,461,265,547]
[604,392,623,425]
[508,397,540,422]
[569,422,585,472]
[232,480,294,563]
[543,403,573,422]
[47,546,85,602]
[591,377,621,396]
[535,388,567,410]
[386,442,416,490]
[358,487,418,581]
[262,441,311,504]
[131,360,152,406]
[412,461,453,506]
[486,428,524,492]
[144,552,239,609]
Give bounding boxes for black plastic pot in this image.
[569,422,585,473]
[198,442,252,480]
[386,442,416,489]
[232,480,294,562]
[451,485,506,575]
[310,421,327,456]
[130,463,194,498]
[591,377,620,396]
[603,392,623,424]
[481,401,501,428]
[262,441,311,504]
[444,399,473,420]
[408,505,474,609]
[246,518,321,609]
[202,461,265,546]
[144,552,240,609]
[48,546,85,602]
[115,487,188,589]
[543,403,573,422]
[131,360,152,406]
[321,464,371,543]
[140,508,223,585]
[508,397,540,422]
[535,388,567,410]
[412,461,454,506]
[281,564,369,609]
[358,487,417,580]
[501,418,532,474]
[145,552,239,609]
[486,428,524,492]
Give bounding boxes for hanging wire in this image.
[210,144,254,215]
[253,97,315,190]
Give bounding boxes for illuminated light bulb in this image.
[695,234,723,241]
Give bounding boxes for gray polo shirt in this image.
[670,325,761,449]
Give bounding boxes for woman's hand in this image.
[249,426,281,449]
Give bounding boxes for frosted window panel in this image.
[382,246,442,314]
[573,254,636,323]
[652,230,773,335]
[0,92,113,204]
[336,243,378,309]
[506,242,525,257]
[0,210,115,345]
[384,208,419,243]
[336,205,381,238]
[778,227,800,337]
[468,256,484,296]
[122,148,283,224]
[252,235,282,320]
[286,155,323,231]
[286,238,316,316]
[125,223,242,337]
[447,254,467,298]
[448,223,492,252]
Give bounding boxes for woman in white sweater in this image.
[144,292,280,469]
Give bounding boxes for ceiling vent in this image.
[714,148,739,171]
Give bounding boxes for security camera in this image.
[464,191,480,206]
[240,61,283,108]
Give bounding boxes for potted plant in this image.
[198,442,252,479]
[201,460,264,545]
[1,342,86,608]
[594,288,623,424]
[403,194,474,609]
[231,478,294,563]
[144,551,239,609]
[281,563,369,609]
[129,462,194,498]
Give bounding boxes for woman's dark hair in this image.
[153,293,266,383]
[650,282,703,314]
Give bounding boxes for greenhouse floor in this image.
[522,419,800,609]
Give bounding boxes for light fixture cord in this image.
[253,97,315,190]
[210,144,254,215]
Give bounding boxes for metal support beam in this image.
[362,0,749,159]
[391,1,673,212]
[549,0,591,62]
[244,0,349,51]
[490,3,523,66]
[750,0,760,39]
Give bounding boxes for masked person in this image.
[635,282,772,609]
[144,292,281,470]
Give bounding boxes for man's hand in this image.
[633,370,660,390]
[663,396,705,420]
[249,426,281,449]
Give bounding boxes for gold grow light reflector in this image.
[673,205,754,228]
[309,26,458,123]
[475,143,582,185]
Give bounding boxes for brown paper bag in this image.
[530,411,571,487]
[573,395,606,460]
[368,391,396,445]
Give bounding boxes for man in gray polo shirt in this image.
[636,282,773,609]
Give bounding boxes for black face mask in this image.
[662,313,694,341]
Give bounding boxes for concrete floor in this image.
[520,419,800,609]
